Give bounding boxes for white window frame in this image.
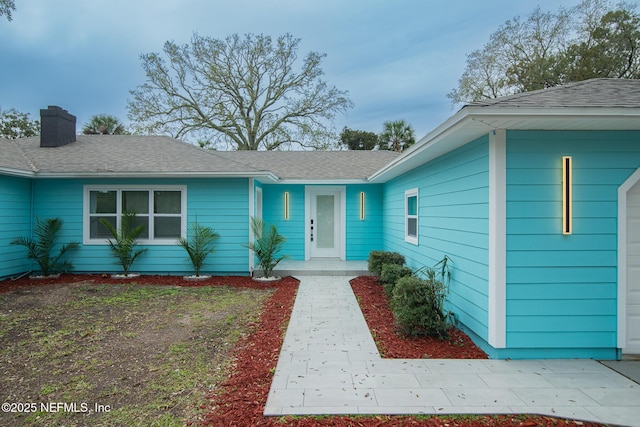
[405,188,419,245]
[83,185,187,245]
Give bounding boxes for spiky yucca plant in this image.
[99,211,147,276]
[178,221,219,277]
[10,217,79,276]
[246,217,287,278]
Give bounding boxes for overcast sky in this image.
[1,0,584,145]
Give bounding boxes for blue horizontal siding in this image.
[507,250,616,267]
[509,282,616,300]
[0,176,32,278]
[508,217,616,234]
[346,184,384,260]
[504,130,640,356]
[508,266,617,284]
[261,184,384,261]
[508,315,617,332]
[28,177,251,275]
[508,234,617,250]
[507,332,617,348]
[185,179,250,274]
[262,184,305,260]
[383,136,490,342]
[507,298,617,316]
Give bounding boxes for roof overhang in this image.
[368,106,640,183]
[4,170,280,182]
[268,178,372,185]
[0,167,35,178]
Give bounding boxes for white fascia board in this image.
[0,167,36,178]
[274,178,370,185]
[30,171,280,181]
[471,106,640,119]
[468,108,640,132]
[368,108,485,183]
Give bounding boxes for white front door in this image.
[306,187,345,259]
[626,183,640,354]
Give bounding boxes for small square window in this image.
[405,188,418,245]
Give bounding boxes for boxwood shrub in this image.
[390,271,449,339]
[380,263,414,298]
[368,250,405,277]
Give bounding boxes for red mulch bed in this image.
[350,276,488,359]
[0,273,282,293]
[0,273,604,426]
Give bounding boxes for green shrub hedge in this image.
[368,250,405,277]
[380,263,414,298]
[390,271,449,339]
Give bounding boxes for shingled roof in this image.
[215,150,400,180]
[0,135,399,181]
[467,78,640,109]
[0,138,36,174]
[0,135,269,178]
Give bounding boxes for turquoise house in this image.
[2,79,640,360]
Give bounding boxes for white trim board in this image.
[488,129,507,348]
[248,179,255,273]
[617,167,640,350]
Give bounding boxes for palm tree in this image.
[82,114,127,135]
[379,119,416,152]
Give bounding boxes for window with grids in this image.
[85,186,185,243]
[405,188,418,245]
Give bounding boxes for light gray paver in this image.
[415,373,490,388]
[264,276,640,426]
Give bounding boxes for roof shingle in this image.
[2,135,264,175]
[215,150,400,180]
[0,138,36,172]
[1,135,399,180]
[467,78,640,109]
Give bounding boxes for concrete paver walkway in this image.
[265,276,640,427]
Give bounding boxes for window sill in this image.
[404,236,419,246]
[83,239,181,246]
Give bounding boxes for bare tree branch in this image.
[128,33,353,150]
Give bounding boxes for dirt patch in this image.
[0,274,283,426]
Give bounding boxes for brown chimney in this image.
[40,106,76,147]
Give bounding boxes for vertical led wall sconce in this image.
[359,192,365,220]
[284,191,290,220]
[562,156,572,235]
